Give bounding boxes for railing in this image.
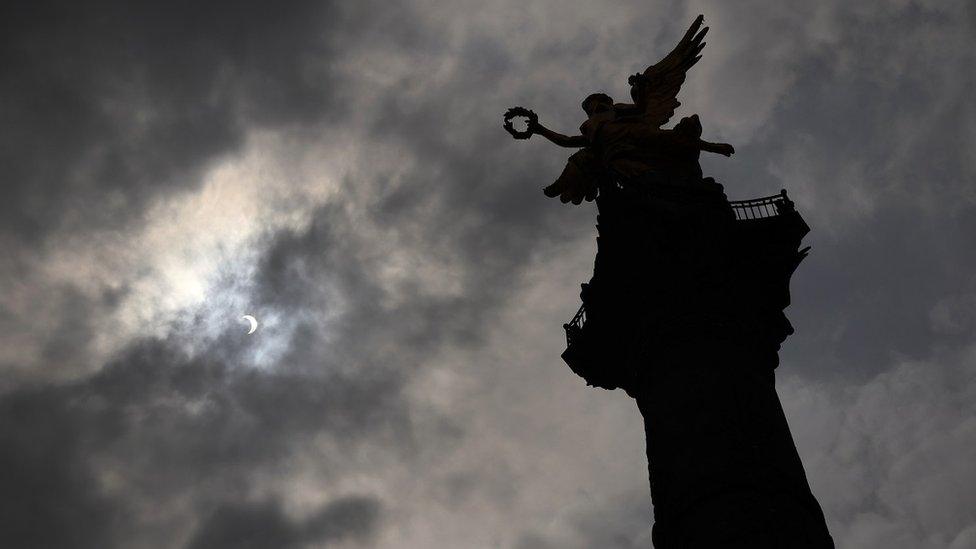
[729,189,794,221]
[563,189,797,346]
[563,304,586,346]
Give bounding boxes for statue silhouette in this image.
[506,14,834,548]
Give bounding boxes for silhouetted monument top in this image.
[504,14,834,548]
[503,14,810,388]
[504,13,734,205]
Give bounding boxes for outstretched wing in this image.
[629,14,708,128]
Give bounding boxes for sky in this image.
[1,1,975,547]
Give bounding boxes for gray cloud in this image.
[781,343,976,547]
[0,384,119,549]
[186,496,380,549]
[0,0,346,242]
[0,330,402,546]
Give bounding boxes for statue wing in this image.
[629,14,708,128]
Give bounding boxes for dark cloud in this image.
[785,201,976,378]
[514,491,652,549]
[567,491,653,549]
[0,0,345,241]
[0,331,400,547]
[0,385,119,549]
[697,2,976,380]
[514,532,559,549]
[186,495,380,549]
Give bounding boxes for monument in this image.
[505,15,834,548]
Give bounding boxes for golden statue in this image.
[504,15,734,204]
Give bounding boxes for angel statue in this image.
[504,14,735,205]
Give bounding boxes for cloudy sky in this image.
[2,1,975,547]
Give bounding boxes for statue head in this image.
[581,93,614,116]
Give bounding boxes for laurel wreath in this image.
[503,107,538,140]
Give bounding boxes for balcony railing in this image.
[728,189,794,221]
[563,190,798,345]
[563,304,586,347]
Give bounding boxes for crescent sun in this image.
[241,315,258,335]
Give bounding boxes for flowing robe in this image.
[544,107,705,204]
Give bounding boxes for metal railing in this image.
[728,189,794,221]
[563,189,797,346]
[563,304,586,346]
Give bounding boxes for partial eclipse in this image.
[241,315,258,335]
